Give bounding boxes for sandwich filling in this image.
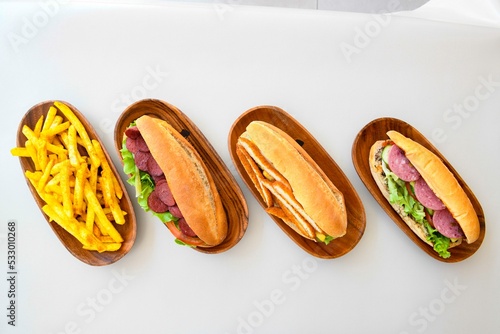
[120,122,205,247]
[375,141,465,258]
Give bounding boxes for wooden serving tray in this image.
[15,101,137,266]
[114,98,248,254]
[228,105,366,259]
[352,117,485,262]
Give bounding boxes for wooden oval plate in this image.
[352,117,485,262]
[15,101,137,266]
[228,105,366,259]
[114,98,248,254]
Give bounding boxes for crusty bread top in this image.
[387,130,479,244]
[245,121,347,238]
[136,115,227,246]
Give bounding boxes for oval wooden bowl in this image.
[228,106,366,259]
[114,98,248,254]
[352,117,485,262]
[15,101,137,266]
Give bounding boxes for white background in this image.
[1,1,499,333]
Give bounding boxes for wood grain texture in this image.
[114,98,248,254]
[228,105,365,259]
[352,117,485,262]
[15,100,137,266]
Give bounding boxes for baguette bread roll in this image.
[239,121,347,240]
[136,115,227,246]
[386,131,479,244]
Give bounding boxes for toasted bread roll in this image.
[136,115,227,246]
[237,121,347,242]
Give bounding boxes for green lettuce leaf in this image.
[120,138,176,223]
[382,160,451,258]
[322,235,334,245]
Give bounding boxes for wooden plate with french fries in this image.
[11,100,136,266]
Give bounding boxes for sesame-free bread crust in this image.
[245,121,347,238]
[136,115,227,246]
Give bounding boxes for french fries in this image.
[11,101,126,253]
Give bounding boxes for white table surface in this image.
[1,1,499,333]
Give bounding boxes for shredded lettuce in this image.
[382,160,451,258]
[425,223,451,258]
[322,235,335,245]
[120,139,176,224]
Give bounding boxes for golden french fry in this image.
[37,157,56,191]
[98,235,116,243]
[92,140,123,199]
[42,106,57,132]
[100,173,125,225]
[25,170,42,183]
[10,147,30,157]
[34,115,44,137]
[86,206,95,232]
[22,124,36,141]
[67,125,81,168]
[83,241,121,253]
[59,161,73,219]
[46,142,67,156]
[35,137,48,171]
[41,121,70,138]
[49,115,63,129]
[92,223,101,236]
[73,164,87,216]
[24,140,40,170]
[54,101,100,168]
[89,162,98,193]
[84,182,123,243]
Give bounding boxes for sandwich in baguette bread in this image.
[369,130,479,258]
[236,121,347,244]
[120,115,227,247]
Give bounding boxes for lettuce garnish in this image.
[382,160,451,258]
[120,138,177,224]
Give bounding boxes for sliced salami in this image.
[153,174,166,184]
[388,145,421,181]
[134,151,151,171]
[135,135,150,152]
[148,189,168,213]
[414,177,446,211]
[156,181,175,206]
[433,209,465,239]
[125,137,138,154]
[147,156,163,176]
[178,218,197,237]
[168,205,183,219]
[125,126,141,139]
